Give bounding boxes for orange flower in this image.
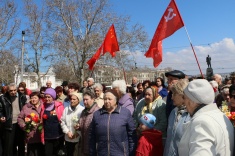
[25,117,31,122]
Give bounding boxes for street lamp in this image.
[21,31,25,82]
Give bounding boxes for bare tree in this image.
[22,0,50,88]
[45,0,148,84]
[0,50,18,84]
[0,0,20,50]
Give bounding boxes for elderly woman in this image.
[42,88,65,156]
[164,79,190,156]
[215,84,231,108]
[78,91,100,156]
[134,86,167,138]
[93,83,104,108]
[17,92,44,156]
[89,89,137,156]
[61,92,84,156]
[178,79,234,155]
[112,80,134,115]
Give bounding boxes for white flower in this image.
[72,116,79,123]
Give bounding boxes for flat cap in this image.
[165,70,185,79]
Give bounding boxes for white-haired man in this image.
[131,77,138,92]
[83,78,95,94]
[213,74,223,92]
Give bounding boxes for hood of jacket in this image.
[141,129,162,146]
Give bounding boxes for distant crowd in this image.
[0,70,234,156]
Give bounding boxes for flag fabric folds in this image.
[145,0,184,68]
[103,24,120,57]
[87,24,119,70]
[87,45,103,70]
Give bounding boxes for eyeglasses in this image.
[9,89,17,92]
[19,89,25,92]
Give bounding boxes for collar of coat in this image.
[100,105,121,114]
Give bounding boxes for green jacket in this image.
[134,98,167,137]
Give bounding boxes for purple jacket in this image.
[119,93,134,115]
[17,103,43,144]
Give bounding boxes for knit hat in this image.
[139,113,156,129]
[44,88,56,100]
[70,92,83,102]
[105,89,119,104]
[184,79,214,105]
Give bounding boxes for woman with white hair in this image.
[112,80,134,115]
[178,79,234,156]
[93,83,104,108]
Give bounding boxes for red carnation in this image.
[32,116,39,123]
[43,114,48,120]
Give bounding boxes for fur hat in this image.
[44,88,56,100]
[184,79,214,105]
[70,92,83,102]
[139,113,156,129]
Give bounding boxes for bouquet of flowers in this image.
[220,101,235,126]
[24,113,43,133]
[72,116,79,127]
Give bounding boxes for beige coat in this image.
[178,104,234,156]
[95,92,104,108]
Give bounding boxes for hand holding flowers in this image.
[24,113,43,133]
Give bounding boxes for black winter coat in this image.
[0,92,27,130]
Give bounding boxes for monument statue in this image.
[206,55,211,68]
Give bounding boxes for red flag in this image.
[103,24,119,57]
[86,45,103,70]
[145,0,184,67]
[87,24,119,70]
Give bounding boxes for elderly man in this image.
[178,79,234,155]
[84,78,95,94]
[213,74,223,92]
[0,83,27,156]
[165,70,185,119]
[46,80,52,88]
[131,77,138,92]
[93,83,104,108]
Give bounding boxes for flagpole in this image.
[183,26,204,78]
[119,52,127,84]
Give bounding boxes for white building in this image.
[14,66,62,90]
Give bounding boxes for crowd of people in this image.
[0,70,235,156]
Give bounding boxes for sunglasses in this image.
[19,89,25,92]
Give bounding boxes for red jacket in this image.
[136,129,163,156]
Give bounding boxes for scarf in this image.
[45,101,55,111]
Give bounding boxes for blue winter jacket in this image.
[89,106,137,156]
[164,107,190,156]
